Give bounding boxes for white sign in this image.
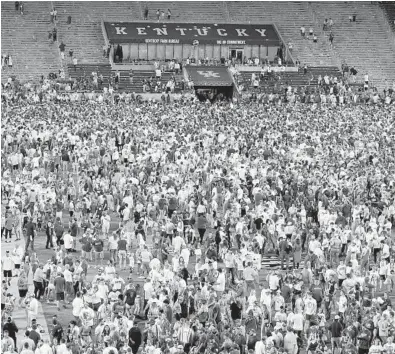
[197,71,220,78]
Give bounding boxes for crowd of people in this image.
[1,74,395,354]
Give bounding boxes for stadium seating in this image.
[1,1,61,82]
[66,64,112,85]
[310,2,395,90]
[52,1,142,64]
[226,2,339,67]
[237,66,343,89]
[2,1,395,89]
[380,2,395,32]
[142,1,229,22]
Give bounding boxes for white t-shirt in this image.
[144,282,154,299]
[63,233,74,250]
[72,297,84,317]
[213,272,226,292]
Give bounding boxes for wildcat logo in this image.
[197,71,220,78]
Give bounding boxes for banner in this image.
[187,66,233,87]
[104,22,280,46]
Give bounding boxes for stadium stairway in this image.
[226,2,338,67]
[380,2,395,33]
[52,1,143,64]
[1,1,61,83]
[310,2,395,90]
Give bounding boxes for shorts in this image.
[56,292,65,301]
[13,164,19,170]
[65,282,73,293]
[331,337,341,348]
[380,274,386,281]
[118,250,127,258]
[92,303,101,311]
[305,314,314,321]
[19,289,28,298]
[95,251,104,258]
[15,264,21,269]
[3,270,12,278]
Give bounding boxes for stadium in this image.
[1,1,395,354]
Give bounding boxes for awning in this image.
[104,22,280,46]
[187,66,233,87]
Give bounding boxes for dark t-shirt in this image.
[254,217,263,230]
[54,276,66,293]
[29,330,41,346]
[125,289,136,306]
[230,302,242,320]
[81,237,92,252]
[117,239,127,251]
[92,239,104,252]
[25,222,35,237]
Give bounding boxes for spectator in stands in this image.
[161,10,165,21]
[174,61,180,74]
[72,57,78,72]
[50,8,56,23]
[144,5,148,20]
[155,67,161,80]
[19,2,23,15]
[309,27,314,37]
[52,28,57,42]
[8,56,13,69]
[59,42,66,60]
[313,34,318,43]
[329,32,334,47]
[364,72,369,86]
[350,66,358,82]
[300,26,306,38]
[323,18,328,31]
[167,9,171,20]
[156,9,160,21]
[342,62,349,77]
[15,2,19,11]
[69,48,73,61]
[329,18,334,30]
